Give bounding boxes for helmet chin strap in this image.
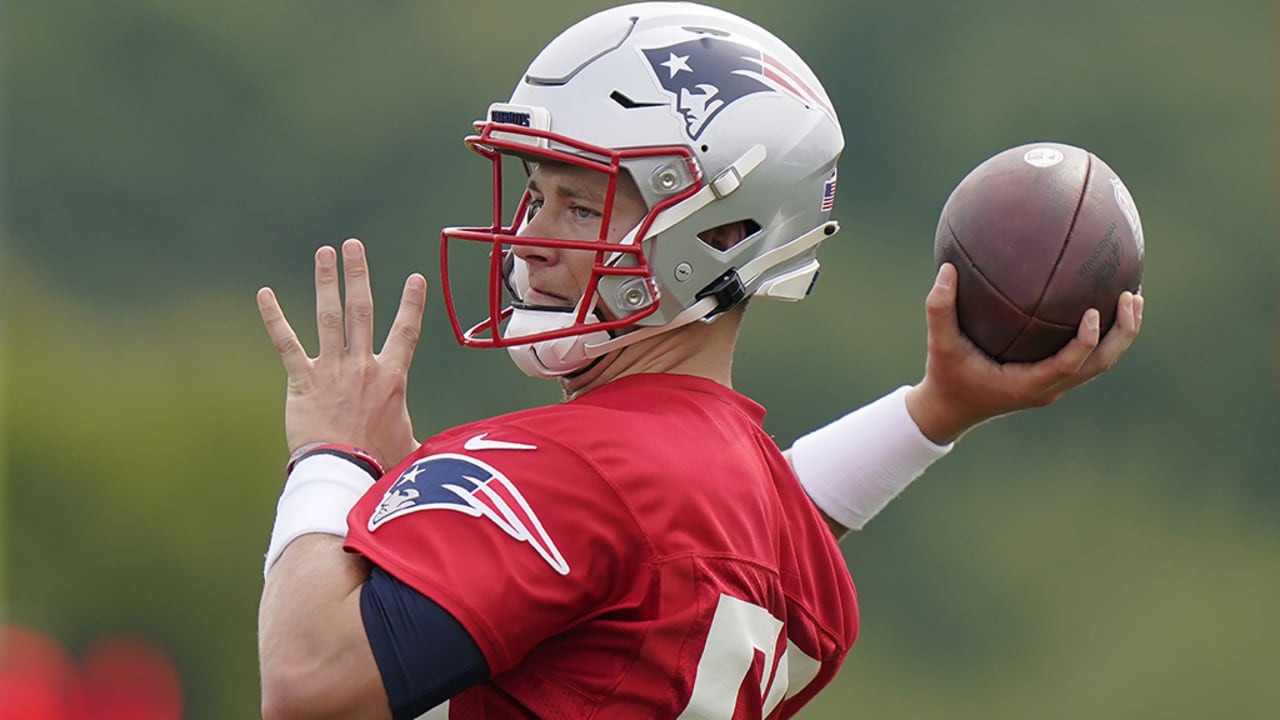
[580,220,839,357]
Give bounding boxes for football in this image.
[934,142,1145,362]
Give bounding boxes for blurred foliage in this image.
[2,0,1277,718]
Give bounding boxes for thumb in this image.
[925,264,962,353]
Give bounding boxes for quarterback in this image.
[256,3,1142,719]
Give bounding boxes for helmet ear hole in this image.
[698,219,761,252]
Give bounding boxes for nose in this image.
[512,241,556,266]
[513,209,558,265]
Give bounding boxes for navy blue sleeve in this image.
[360,565,490,719]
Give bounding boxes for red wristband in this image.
[286,442,385,480]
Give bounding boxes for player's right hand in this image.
[906,263,1144,444]
[256,238,427,469]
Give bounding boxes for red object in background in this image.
[0,626,81,720]
[79,636,183,720]
[0,626,182,720]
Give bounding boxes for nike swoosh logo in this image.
[463,433,538,452]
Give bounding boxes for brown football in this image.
[934,142,1145,362]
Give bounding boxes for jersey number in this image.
[676,594,823,719]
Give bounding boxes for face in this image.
[513,162,648,308]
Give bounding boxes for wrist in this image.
[264,449,383,578]
[905,383,975,445]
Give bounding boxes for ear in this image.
[698,221,749,252]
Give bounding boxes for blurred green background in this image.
[2,0,1276,717]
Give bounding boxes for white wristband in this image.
[263,454,377,578]
[791,386,953,531]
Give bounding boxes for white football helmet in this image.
[440,1,844,377]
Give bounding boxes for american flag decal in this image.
[821,169,838,211]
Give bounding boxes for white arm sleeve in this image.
[790,386,953,531]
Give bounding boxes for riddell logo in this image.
[490,110,532,127]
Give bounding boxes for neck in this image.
[560,307,744,400]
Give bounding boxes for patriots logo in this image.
[368,453,570,576]
[641,36,834,140]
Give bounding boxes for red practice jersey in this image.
[345,373,858,719]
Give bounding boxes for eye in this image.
[525,198,544,221]
[570,205,601,220]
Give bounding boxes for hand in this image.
[906,263,1144,444]
[257,238,428,468]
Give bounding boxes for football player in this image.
[257,3,1143,719]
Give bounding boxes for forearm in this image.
[259,535,369,675]
[259,535,387,720]
[258,448,390,719]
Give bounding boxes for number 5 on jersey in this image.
[678,594,824,719]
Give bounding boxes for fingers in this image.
[257,287,311,377]
[342,239,375,356]
[314,246,345,356]
[1031,291,1141,400]
[1077,291,1142,379]
[381,274,428,371]
[1045,307,1102,378]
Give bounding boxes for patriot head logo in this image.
[641,36,834,141]
[368,453,570,575]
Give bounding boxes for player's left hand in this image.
[257,238,427,469]
[907,263,1144,444]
